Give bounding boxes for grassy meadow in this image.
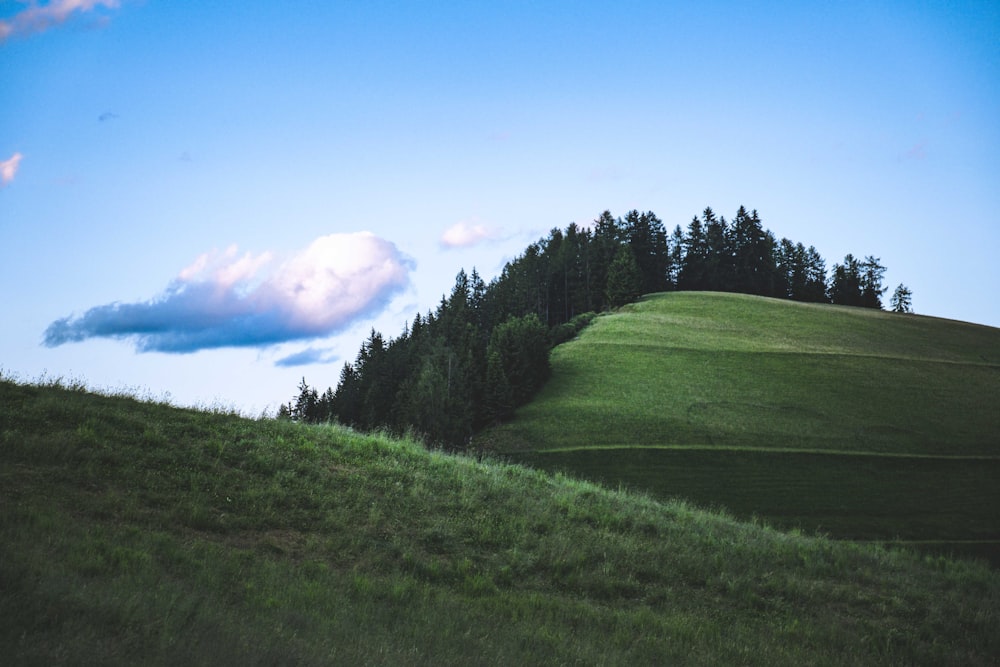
[3,376,999,664]
[478,292,1000,563]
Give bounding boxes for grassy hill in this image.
[477,292,1000,564]
[3,377,999,664]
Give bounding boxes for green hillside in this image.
[3,378,998,665]
[478,292,1000,562]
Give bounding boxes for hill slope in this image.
[2,378,998,665]
[477,292,1000,560]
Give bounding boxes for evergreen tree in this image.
[395,336,473,448]
[890,283,913,313]
[776,238,804,299]
[590,210,622,311]
[860,256,887,309]
[486,313,550,410]
[729,207,777,296]
[802,245,828,302]
[606,244,643,308]
[829,254,863,306]
[624,210,670,295]
[703,208,730,291]
[483,349,514,424]
[332,362,361,427]
[678,215,708,290]
[543,227,566,326]
[561,222,591,317]
[293,377,319,423]
[667,224,685,289]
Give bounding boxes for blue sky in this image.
[2,1,998,413]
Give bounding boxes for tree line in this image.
[281,206,912,449]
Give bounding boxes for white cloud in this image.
[1,152,22,187]
[44,231,414,356]
[440,218,502,249]
[0,0,120,42]
[178,245,274,289]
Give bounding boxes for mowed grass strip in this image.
[478,292,1000,563]
[3,378,1000,665]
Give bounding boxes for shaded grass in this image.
[511,448,1000,563]
[3,378,999,664]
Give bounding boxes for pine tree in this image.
[829,254,863,306]
[678,215,708,290]
[591,210,622,311]
[486,313,550,410]
[704,208,731,291]
[606,244,643,308]
[860,256,887,309]
[667,224,685,289]
[803,245,828,302]
[890,284,913,313]
[293,377,319,423]
[624,210,670,295]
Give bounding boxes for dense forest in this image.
[282,206,911,449]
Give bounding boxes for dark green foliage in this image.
[776,239,828,302]
[729,207,779,296]
[891,283,914,313]
[678,213,709,290]
[486,313,550,409]
[296,206,901,450]
[605,245,643,308]
[549,312,597,347]
[395,337,475,447]
[623,209,671,294]
[484,349,514,423]
[861,255,888,308]
[830,254,887,308]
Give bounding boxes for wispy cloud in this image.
[1,152,22,187]
[275,347,339,368]
[440,218,503,249]
[901,141,927,161]
[1,0,120,42]
[43,232,414,355]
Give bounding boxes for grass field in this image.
[477,292,1000,563]
[3,377,999,664]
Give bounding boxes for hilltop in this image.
[477,292,1000,563]
[2,376,999,665]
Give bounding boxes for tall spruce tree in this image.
[606,244,643,308]
[829,254,863,306]
[679,215,708,290]
[890,283,913,313]
[624,210,670,295]
[860,256,887,309]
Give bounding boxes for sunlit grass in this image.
[3,377,998,664]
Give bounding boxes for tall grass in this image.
[3,378,999,664]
